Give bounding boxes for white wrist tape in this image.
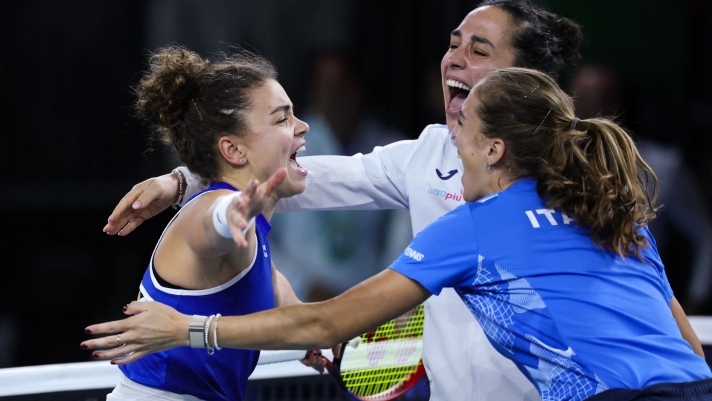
[212,192,255,239]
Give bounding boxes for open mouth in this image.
[288,145,307,175]
[446,79,471,114]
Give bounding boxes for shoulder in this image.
[418,204,477,241]
[416,124,451,143]
[178,188,236,219]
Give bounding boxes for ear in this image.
[487,137,507,166]
[217,136,248,166]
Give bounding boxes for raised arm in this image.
[177,170,287,261]
[276,138,422,213]
[105,131,426,235]
[83,268,431,364]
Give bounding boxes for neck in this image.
[218,172,280,222]
[482,171,517,197]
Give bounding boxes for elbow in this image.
[302,313,343,349]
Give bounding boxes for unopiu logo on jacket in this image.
[404,247,425,261]
[427,184,463,201]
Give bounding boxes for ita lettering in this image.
[525,208,576,228]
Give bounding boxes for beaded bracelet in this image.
[213,314,222,351]
[171,168,185,210]
[204,315,215,355]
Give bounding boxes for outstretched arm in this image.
[185,169,286,258]
[82,269,431,364]
[276,138,422,213]
[104,167,205,236]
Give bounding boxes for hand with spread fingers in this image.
[82,301,190,365]
[103,172,181,236]
[224,168,286,249]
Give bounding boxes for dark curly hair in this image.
[474,67,659,259]
[480,0,582,79]
[135,46,277,184]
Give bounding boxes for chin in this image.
[276,178,306,199]
[463,194,477,202]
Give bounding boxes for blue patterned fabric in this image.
[390,179,711,400]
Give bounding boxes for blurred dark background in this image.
[0,0,711,369]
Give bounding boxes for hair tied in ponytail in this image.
[570,117,580,131]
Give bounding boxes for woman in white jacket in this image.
[105,1,584,399]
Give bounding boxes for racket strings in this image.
[341,305,425,397]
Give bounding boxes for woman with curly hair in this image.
[86,67,712,400]
[94,45,322,400]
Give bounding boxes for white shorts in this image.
[107,373,205,401]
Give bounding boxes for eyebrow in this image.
[269,104,291,115]
[450,30,496,49]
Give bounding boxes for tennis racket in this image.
[260,304,426,400]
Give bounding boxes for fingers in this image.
[84,319,128,337]
[332,344,342,359]
[105,180,154,233]
[300,350,325,374]
[104,175,176,235]
[116,217,145,236]
[227,196,251,248]
[241,179,259,201]
[124,301,150,315]
[262,168,287,197]
[94,338,141,360]
[83,301,151,337]
[111,350,149,365]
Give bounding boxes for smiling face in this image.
[241,79,309,198]
[441,6,517,132]
[453,90,507,202]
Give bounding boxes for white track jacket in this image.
[276,124,540,401]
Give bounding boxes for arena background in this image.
[0,0,711,379]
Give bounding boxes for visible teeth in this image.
[297,145,306,153]
[446,79,471,91]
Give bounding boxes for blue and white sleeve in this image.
[389,206,480,295]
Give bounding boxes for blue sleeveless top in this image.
[120,182,275,401]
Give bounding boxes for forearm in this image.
[209,270,430,350]
[277,151,411,213]
[671,297,705,358]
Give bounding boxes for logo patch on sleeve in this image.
[404,247,425,261]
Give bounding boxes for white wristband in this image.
[176,166,204,208]
[212,192,255,239]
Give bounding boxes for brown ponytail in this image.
[538,118,659,258]
[475,67,658,258]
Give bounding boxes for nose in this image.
[443,45,466,71]
[295,117,309,137]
